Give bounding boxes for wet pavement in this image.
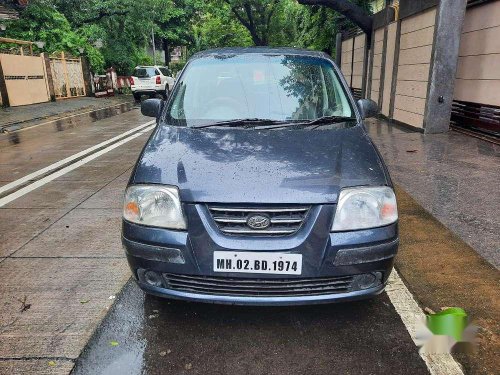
[71,185,500,375]
[0,95,133,129]
[0,104,142,183]
[73,281,428,375]
[0,107,153,374]
[0,102,136,149]
[0,110,498,374]
[365,118,500,269]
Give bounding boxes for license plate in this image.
[213,251,302,275]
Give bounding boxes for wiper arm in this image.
[192,118,288,129]
[296,116,357,126]
[255,116,356,130]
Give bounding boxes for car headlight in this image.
[123,185,186,229]
[331,186,398,231]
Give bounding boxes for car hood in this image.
[132,123,389,204]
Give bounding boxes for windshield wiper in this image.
[192,118,288,129]
[255,116,357,130]
[295,116,357,127]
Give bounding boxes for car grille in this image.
[207,204,310,236]
[163,273,354,297]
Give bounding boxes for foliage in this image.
[190,1,253,54]
[169,61,187,75]
[215,0,285,46]
[2,0,107,71]
[3,1,82,54]
[2,0,374,74]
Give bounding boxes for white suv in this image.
[130,66,175,101]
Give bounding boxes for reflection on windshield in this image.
[166,54,353,127]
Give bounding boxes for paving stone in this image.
[0,359,74,375]
[0,258,130,359]
[79,176,129,209]
[14,209,124,258]
[0,96,132,127]
[0,208,67,257]
[4,180,108,209]
[56,161,133,182]
[366,118,500,268]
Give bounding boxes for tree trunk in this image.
[298,0,373,37]
[162,38,170,66]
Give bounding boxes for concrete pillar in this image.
[335,32,342,67]
[388,21,401,120]
[423,0,467,134]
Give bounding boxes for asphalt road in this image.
[1,104,497,374]
[73,280,429,375]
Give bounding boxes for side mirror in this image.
[357,99,379,119]
[141,98,162,118]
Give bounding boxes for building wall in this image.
[352,34,366,90]
[454,1,500,106]
[393,7,436,128]
[341,38,353,86]
[369,28,385,105]
[381,21,398,117]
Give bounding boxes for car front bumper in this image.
[122,203,398,305]
[135,279,387,306]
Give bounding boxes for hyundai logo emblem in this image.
[246,214,271,230]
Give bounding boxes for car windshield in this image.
[133,67,156,78]
[165,54,354,127]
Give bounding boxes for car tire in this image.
[133,93,141,102]
[163,86,170,99]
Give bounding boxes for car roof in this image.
[191,47,331,60]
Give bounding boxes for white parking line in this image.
[386,270,464,375]
[0,120,155,197]
[0,124,155,208]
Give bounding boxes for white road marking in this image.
[386,270,465,375]
[0,120,155,197]
[0,125,155,208]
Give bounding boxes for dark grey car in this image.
[122,47,398,305]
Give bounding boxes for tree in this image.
[190,2,253,54]
[219,0,283,46]
[2,0,105,72]
[150,0,201,65]
[297,0,373,37]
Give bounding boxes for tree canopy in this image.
[1,0,372,75]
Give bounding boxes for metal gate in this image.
[451,0,500,139]
[49,52,86,99]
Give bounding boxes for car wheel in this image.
[133,93,141,102]
[163,86,170,99]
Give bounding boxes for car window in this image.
[166,54,353,127]
[159,67,170,76]
[133,67,157,78]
